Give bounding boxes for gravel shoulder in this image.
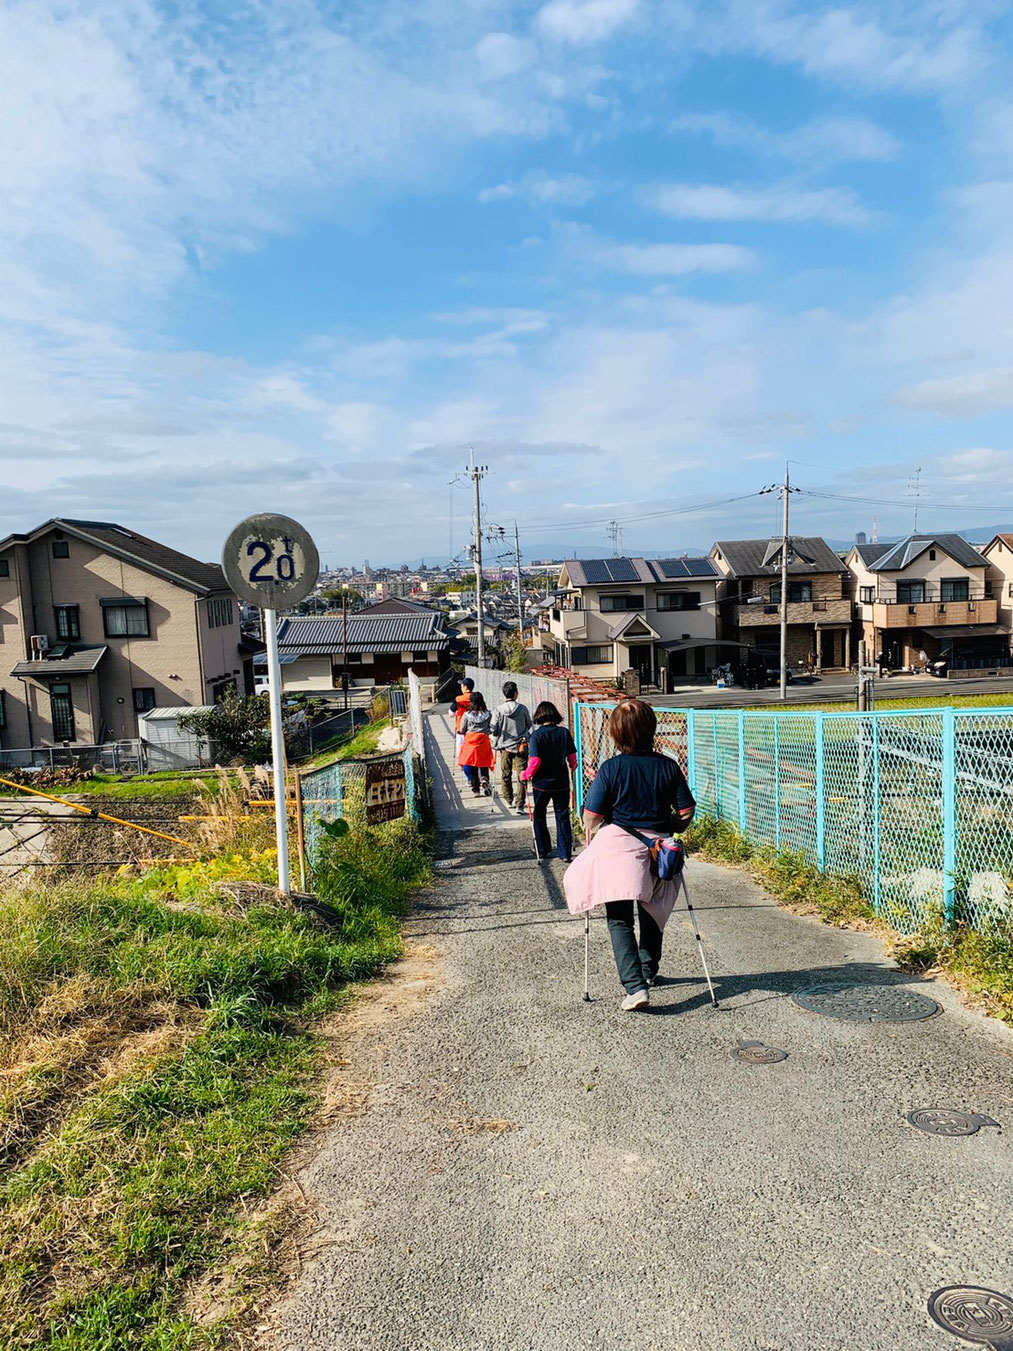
[264,715,1013,1351]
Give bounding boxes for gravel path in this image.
[266,711,1013,1351]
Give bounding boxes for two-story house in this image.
[711,537,852,671]
[846,533,1006,673]
[0,518,252,750]
[981,534,1013,641]
[547,557,721,685]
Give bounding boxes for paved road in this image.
[651,670,1013,709]
[266,710,1013,1351]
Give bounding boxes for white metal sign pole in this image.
[222,513,318,899]
[263,606,290,895]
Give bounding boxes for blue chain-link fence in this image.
[574,702,1013,935]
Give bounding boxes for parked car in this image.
[765,663,793,685]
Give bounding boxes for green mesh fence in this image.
[574,701,1013,936]
[301,746,421,863]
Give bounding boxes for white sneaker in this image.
[621,988,650,1012]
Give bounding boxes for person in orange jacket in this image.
[449,677,474,774]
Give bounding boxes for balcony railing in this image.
[862,587,990,605]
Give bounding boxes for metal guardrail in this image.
[574,701,1013,936]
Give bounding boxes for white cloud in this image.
[710,2,984,91]
[534,0,639,45]
[479,170,596,205]
[475,32,538,79]
[594,240,754,275]
[895,368,1013,416]
[670,111,900,163]
[642,181,873,225]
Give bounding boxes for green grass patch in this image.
[684,813,1013,1023]
[302,721,385,771]
[0,805,431,1348]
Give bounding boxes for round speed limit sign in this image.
[222,513,320,609]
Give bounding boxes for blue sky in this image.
[4,0,1013,565]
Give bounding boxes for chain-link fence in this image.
[573,701,1013,936]
[300,745,421,861]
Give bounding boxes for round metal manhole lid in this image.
[907,1109,1000,1138]
[928,1287,1013,1346]
[731,1041,787,1065]
[791,982,939,1023]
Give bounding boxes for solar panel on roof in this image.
[656,559,688,578]
[682,558,716,577]
[580,560,611,583]
[605,558,639,582]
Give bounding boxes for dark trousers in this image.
[605,900,663,995]
[463,765,489,792]
[499,749,528,807]
[532,784,572,860]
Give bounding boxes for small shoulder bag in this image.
[617,824,685,879]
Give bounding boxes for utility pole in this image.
[513,520,524,642]
[779,462,791,702]
[469,451,489,667]
[341,592,349,711]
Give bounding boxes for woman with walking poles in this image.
[520,701,577,862]
[457,691,496,796]
[563,699,696,1011]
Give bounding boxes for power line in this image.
[523,491,766,535]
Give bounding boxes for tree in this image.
[321,586,363,607]
[178,692,271,765]
[502,630,529,673]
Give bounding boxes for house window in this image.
[571,644,613,665]
[133,687,156,713]
[0,690,5,728]
[54,605,80,641]
[929,550,936,560]
[0,559,9,578]
[347,652,363,664]
[50,683,74,741]
[207,597,234,629]
[770,581,813,604]
[412,650,428,660]
[940,578,969,602]
[599,594,644,612]
[897,581,926,605]
[211,678,237,702]
[657,592,701,611]
[859,586,874,604]
[51,540,69,559]
[101,598,150,637]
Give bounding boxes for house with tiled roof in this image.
[547,556,721,685]
[265,604,450,692]
[0,518,253,750]
[711,536,852,671]
[846,533,1009,674]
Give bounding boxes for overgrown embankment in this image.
[0,790,430,1349]
[685,815,1013,1024]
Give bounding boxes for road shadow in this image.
[644,959,933,1017]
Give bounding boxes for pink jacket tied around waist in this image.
[563,823,684,930]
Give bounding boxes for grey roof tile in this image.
[712,537,845,577]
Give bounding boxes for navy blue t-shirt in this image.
[584,752,695,834]
[527,723,576,790]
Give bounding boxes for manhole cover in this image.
[731,1041,787,1065]
[907,1109,1000,1137]
[928,1286,1013,1347]
[791,982,939,1022]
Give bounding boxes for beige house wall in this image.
[1,527,245,748]
[983,537,1013,630]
